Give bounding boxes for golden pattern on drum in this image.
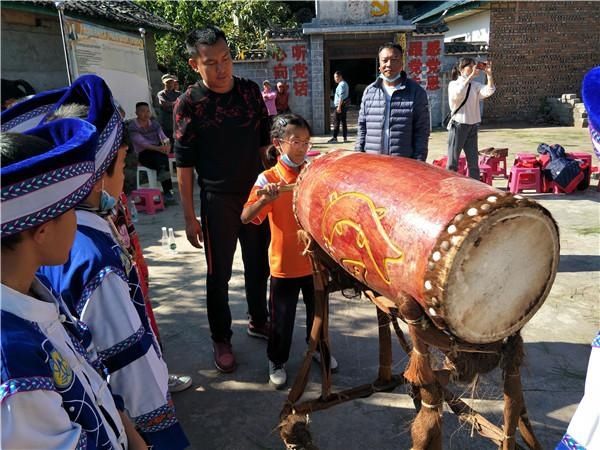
[321,192,403,286]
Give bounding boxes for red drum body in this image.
[294,151,560,344]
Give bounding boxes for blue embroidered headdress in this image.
[1,118,98,237]
[582,66,600,160]
[1,74,123,182]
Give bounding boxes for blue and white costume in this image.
[0,118,128,449]
[40,210,188,449]
[556,67,600,450]
[30,75,188,449]
[556,333,600,449]
[1,278,127,450]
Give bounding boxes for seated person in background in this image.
[129,101,176,203]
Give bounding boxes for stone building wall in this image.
[487,1,600,122]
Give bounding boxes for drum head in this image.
[443,207,559,344]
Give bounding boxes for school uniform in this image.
[245,157,315,365]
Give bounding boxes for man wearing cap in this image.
[157,73,181,142]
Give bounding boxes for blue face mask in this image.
[281,153,304,168]
[379,72,403,83]
[99,190,117,212]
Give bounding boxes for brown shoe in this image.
[213,341,236,373]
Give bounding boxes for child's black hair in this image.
[1,132,53,250]
[265,113,312,168]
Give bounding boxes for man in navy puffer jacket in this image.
[356,42,430,161]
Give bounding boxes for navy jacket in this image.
[356,72,430,161]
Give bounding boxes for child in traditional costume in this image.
[555,66,600,450]
[0,119,148,449]
[2,75,189,449]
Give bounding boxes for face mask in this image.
[281,153,305,168]
[379,73,403,83]
[99,190,117,212]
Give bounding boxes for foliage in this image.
[135,0,301,85]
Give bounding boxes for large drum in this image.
[294,151,560,344]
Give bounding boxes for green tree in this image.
[136,0,300,85]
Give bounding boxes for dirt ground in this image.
[134,124,599,449]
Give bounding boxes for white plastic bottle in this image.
[168,227,177,254]
[161,227,168,253]
[128,198,138,223]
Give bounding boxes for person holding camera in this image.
[446,58,495,180]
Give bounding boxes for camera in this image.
[476,61,487,70]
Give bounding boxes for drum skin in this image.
[294,151,560,344]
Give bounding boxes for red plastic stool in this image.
[515,152,537,160]
[480,155,507,178]
[130,188,165,215]
[479,164,493,185]
[508,166,541,194]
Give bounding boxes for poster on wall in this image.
[64,16,152,119]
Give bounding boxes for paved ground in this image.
[134,125,599,449]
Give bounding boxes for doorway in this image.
[323,34,397,133]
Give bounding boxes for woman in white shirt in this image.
[446,58,496,179]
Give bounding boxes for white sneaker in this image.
[268,360,287,389]
[168,374,192,393]
[312,351,339,373]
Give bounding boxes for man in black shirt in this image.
[173,26,270,373]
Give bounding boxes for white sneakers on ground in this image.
[168,374,193,393]
[312,351,339,373]
[268,360,287,389]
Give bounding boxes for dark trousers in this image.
[446,122,480,179]
[332,106,347,140]
[267,276,315,365]
[200,190,270,342]
[138,150,173,193]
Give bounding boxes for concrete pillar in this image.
[309,34,325,134]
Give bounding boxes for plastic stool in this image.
[432,156,467,174]
[137,166,159,189]
[479,164,493,185]
[130,188,164,215]
[515,152,537,160]
[480,155,507,178]
[508,166,541,194]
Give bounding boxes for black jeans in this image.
[200,190,270,343]
[138,150,173,193]
[332,105,347,140]
[267,276,315,365]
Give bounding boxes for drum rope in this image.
[420,400,442,409]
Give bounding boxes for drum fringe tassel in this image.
[410,384,443,450]
[405,326,436,386]
[279,413,319,450]
[298,230,313,257]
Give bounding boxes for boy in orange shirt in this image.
[242,114,337,388]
